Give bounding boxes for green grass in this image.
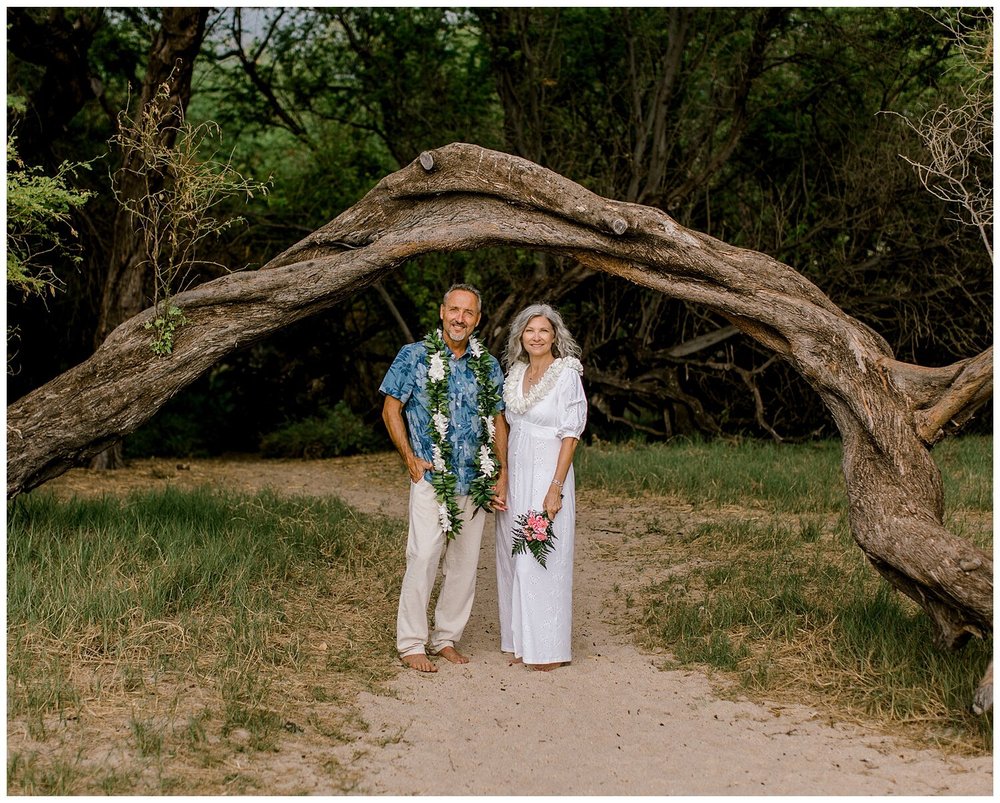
[7,436,992,790]
[578,438,849,511]
[7,486,405,794]
[933,434,994,512]
[7,487,393,643]
[578,435,992,754]
[578,434,992,516]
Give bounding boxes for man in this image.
[380,283,508,672]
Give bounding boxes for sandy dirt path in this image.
[39,455,992,795]
[337,498,991,795]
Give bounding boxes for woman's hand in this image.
[491,469,508,512]
[543,484,563,519]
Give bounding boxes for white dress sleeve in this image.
[555,369,587,440]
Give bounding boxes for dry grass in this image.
[577,435,992,755]
[617,505,993,756]
[8,438,992,793]
[7,488,405,795]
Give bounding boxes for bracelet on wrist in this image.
[551,478,564,488]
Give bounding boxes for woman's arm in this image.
[542,436,579,519]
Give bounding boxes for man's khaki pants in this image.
[397,478,486,657]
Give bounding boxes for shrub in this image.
[259,401,383,458]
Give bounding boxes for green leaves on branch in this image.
[144,304,189,356]
[7,97,94,298]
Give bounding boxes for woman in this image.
[495,304,586,670]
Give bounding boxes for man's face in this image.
[439,290,481,346]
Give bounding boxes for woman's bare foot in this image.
[509,656,524,666]
[527,662,564,672]
[401,653,437,672]
[431,646,469,664]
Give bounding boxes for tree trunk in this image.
[6,9,105,162]
[90,7,208,469]
[7,143,992,707]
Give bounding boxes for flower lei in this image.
[424,329,501,539]
[503,357,584,415]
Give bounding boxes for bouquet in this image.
[512,509,557,568]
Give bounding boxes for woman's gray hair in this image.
[503,304,582,368]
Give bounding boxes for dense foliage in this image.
[6,8,992,456]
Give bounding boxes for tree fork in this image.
[6,143,992,709]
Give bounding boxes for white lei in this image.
[503,357,583,414]
[424,329,500,539]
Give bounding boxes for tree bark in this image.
[7,143,992,705]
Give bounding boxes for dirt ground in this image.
[23,454,995,795]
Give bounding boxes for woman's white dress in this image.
[496,357,587,664]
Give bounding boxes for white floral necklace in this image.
[424,329,501,539]
[504,357,583,414]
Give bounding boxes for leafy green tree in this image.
[5,7,991,448]
[6,9,194,397]
[94,8,210,350]
[475,7,991,439]
[6,117,93,299]
[178,8,504,439]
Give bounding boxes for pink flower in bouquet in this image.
[527,512,549,539]
[512,509,557,568]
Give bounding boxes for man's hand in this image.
[407,455,434,483]
[491,413,510,512]
[383,395,432,483]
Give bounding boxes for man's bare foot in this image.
[401,653,437,672]
[431,646,469,664]
[527,662,564,671]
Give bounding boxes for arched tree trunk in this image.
[6,143,992,707]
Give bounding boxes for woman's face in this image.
[521,315,555,360]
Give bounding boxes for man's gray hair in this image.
[443,283,482,312]
[503,304,582,368]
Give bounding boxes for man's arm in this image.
[491,412,509,511]
[382,395,432,483]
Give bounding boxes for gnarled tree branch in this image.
[7,143,992,708]
[913,347,994,444]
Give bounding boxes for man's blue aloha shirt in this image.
[380,340,505,495]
